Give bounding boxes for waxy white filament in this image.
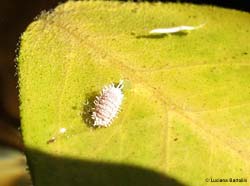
[149,23,205,34]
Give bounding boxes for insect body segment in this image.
[92,80,124,127]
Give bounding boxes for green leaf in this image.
[18,1,250,186]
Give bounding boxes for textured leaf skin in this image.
[18,1,250,186]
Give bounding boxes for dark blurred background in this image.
[0,0,248,186]
[0,1,66,186]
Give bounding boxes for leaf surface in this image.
[18,1,250,186]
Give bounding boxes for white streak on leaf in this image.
[149,23,205,34]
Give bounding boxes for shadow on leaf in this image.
[81,91,99,128]
[136,32,188,39]
[26,148,186,186]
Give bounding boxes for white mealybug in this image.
[91,80,124,127]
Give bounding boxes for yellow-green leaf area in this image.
[18,1,250,186]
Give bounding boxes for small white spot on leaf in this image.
[59,128,67,134]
